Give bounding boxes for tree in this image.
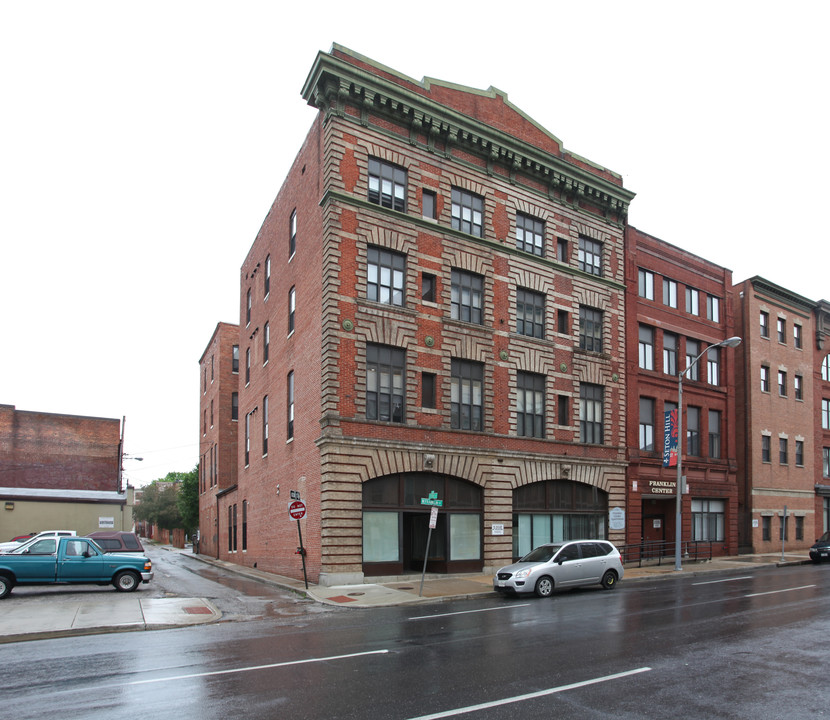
[133,468,197,535]
[176,465,199,537]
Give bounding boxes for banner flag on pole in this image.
[663,409,678,467]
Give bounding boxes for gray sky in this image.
[2,1,827,487]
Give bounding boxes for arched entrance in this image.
[362,472,483,576]
[512,480,608,560]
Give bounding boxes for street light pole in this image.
[675,336,741,572]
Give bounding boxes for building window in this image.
[663,278,678,308]
[287,371,294,440]
[367,246,405,306]
[451,188,484,237]
[232,345,239,374]
[368,158,407,211]
[639,325,655,370]
[762,516,771,541]
[686,406,701,456]
[823,399,830,430]
[242,500,248,552]
[211,355,214,382]
[422,189,436,219]
[685,287,700,316]
[823,355,830,381]
[451,359,484,431]
[707,347,720,386]
[366,344,405,423]
[638,269,654,300]
[762,435,771,463]
[639,397,655,451]
[760,365,770,393]
[794,324,802,349]
[577,236,602,276]
[516,213,545,256]
[709,410,721,459]
[781,437,790,464]
[232,392,238,421]
[245,348,251,385]
[796,440,804,467]
[422,372,436,409]
[557,395,569,426]
[663,333,678,376]
[264,255,271,298]
[244,413,250,466]
[451,269,484,325]
[706,295,720,322]
[579,306,603,353]
[795,374,803,401]
[823,448,830,478]
[579,383,604,444]
[289,209,297,258]
[557,309,569,335]
[516,288,545,339]
[262,395,269,456]
[263,322,270,364]
[210,399,214,428]
[777,317,786,343]
[685,340,700,381]
[778,370,787,397]
[246,288,252,326]
[288,287,296,334]
[422,273,436,303]
[796,516,804,542]
[228,506,234,552]
[556,239,568,263]
[692,499,725,542]
[779,515,789,542]
[760,311,769,338]
[517,371,545,438]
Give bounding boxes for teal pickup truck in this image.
[0,536,153,599]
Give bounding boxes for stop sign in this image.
[289,500,306,520]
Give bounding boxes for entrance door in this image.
[403,511,447,573]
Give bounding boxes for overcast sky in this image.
[2,2,827,487]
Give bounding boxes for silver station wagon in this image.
[494,540,624,598]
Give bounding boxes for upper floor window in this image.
[287,371,294,440]
[663,332,678,376]
[794,324,803,349]
[796,440,804,467]
[451,188,484,237]
[366,344,405,423]
[823,399,830,430]
[795,374,803,401]
[451,359,484,431]
[288,287,296,334]
[639,397,655,451]
[556,239,568,263]
[779,437,788,465]
[367,246,405,307]
[422,273,436,303]
[578,236,602,276]
[778,370,787,397]
[777,317,786,343]
[706,295,720,322]
[232,345,239,374]
[707,347,720,386]
[579,306,603,353]
[824,447,830,478]
[263,322,270,364]
[638,270,654,300]
[823,355,830,381]
[686,287,700,316]
[579,383,604,444]
[516,288,545,339]
[422,189,436,219]
[262,395,269,456]
[686,406,701,456]
[368,158,407,212]
[638,325,655,370]
[663,278,678,308]
[761,435,771,463]
[709,410,721,459]
[516,371,545,438]
[516,213,545,256]
[451,269,484,325]
[761,365,770,393]
[246,288,252,326]
[245,348,251,385]
[289,209,297,258]
[232,392,239,421]
[760,311,769,338]
[264,255,271,298]
[685,339,700,381]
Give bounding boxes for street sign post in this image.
[289,500,308,589]
[419,492,441,596]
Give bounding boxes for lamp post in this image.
[675,335,741,571]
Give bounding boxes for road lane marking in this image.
[693,576,753,586]
[744,584,816,598]
[121,649,390,686]
[409,604,531,621]
[406,667,652,719]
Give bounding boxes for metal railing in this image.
[619,540,715,567]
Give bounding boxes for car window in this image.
[65,540,86,556]
[123,534,141,550]
[595,542,613,556]
[579,543,600,558]
[96,539,120,550]
[26,539,57,555]
[555,544,580,563]
[521,545,558,563]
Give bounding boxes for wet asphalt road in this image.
[2,552,830,718]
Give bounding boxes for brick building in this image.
[624,228,740,557]
[205,45,635,585]
[815,300,830,534]
[734,278,816,552]
[198,322,239,558]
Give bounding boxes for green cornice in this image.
[302,47,635,223]
[748,276,816,314]
[319,188,626,293]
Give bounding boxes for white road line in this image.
[409,604,531,621]
[120,649,390,686]
[693,576,753,586]
[406,667,652,719]
[744,584,816,598]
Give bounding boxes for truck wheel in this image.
[113,571,140,592]
[0,574,13,599]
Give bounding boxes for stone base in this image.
[317,571,365,587]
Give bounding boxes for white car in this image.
[0,530,76,554]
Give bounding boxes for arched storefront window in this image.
[513,480,608,559]
[363,473,482,576]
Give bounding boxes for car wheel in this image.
[601,570,618,590]
[0,574,13,599]
[534,576,554,598]
[113,571,140,592]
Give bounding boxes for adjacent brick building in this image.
[814,300,830,534]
